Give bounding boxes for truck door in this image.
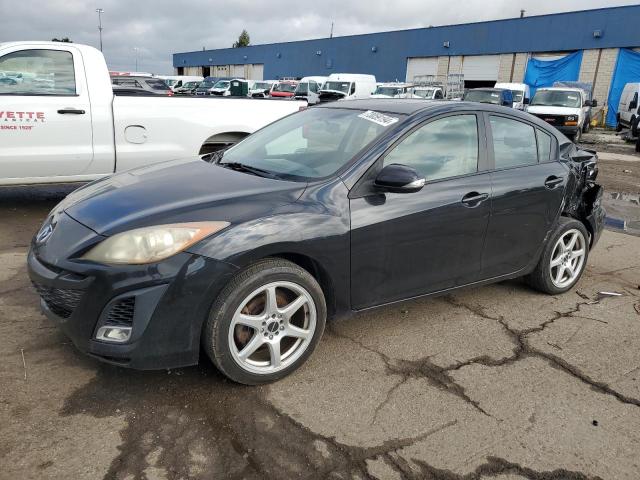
[0,45,94,182]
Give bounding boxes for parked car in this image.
[194,77,234,96]
[294,76,327,104]
[250,80,277,98]
[463,88,513,107]
[616,82,640,135]
[158,75,203,92]
[494,82,530,110]
[28,99,604,384]
[271,80,298,98]
[210,79,233,96]
[411,86,445,100]
[173,80,201,95]
[318,73,377,102]
[0,42,306,185]
[112,85,159,96]
[111,76,173,96]
[371,82,415,98]
[527,87,597,143]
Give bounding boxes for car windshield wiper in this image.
[219,162,281,179]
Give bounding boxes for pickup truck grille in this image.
[532,114,566,126]
[32,282,84,319]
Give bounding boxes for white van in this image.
[250,80,277,98]
[158,75,203,92]
[616,82,640,133]
[372,82,415,98]
[494,82,530,110]
[294,76,327,104]
[318,73,377,103]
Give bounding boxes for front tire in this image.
[203,258,326,385]
[526,218,589,295]
[571,128,582,143]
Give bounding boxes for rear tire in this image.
[526,217,589,295]
[203,258,326,385]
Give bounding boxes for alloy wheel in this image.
[228,281,317,374]
[549,229,586,289]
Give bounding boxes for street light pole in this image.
[96,8,104,51]
[133,47,139,71]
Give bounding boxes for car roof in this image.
[537,87,583,93]
[316,99,565,135]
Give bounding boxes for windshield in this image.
[199,81,214,89]
[322,81,350,93]
[183,81,199,88]
[463,90,501,104]
[164,79,178,86]
[273,82,296,93]
[413,88,435,99]
[147,79,170,90]
[218,107,404,180]
[213,80,230,89]
[531,90,581,108]
[253,82,271,90]
[294,82,309,94]
[374,87,402,96]
[509,90,524,102]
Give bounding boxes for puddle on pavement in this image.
[603,192,640,236]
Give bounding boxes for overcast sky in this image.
[0,0,635,74]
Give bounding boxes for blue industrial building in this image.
[173,5,640,125]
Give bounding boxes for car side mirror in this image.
[591,99,598,107]
[374,164,425,193]
[523,97,530,105]
[584,100,592,107]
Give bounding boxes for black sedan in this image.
[28,100,605,384]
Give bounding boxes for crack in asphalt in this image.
[442,295,640,409]
[328,327,493,419]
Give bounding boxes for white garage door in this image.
[230,64,245,78]
[405,57,438,82]
[462,55,500,81]
[245,64,264,80]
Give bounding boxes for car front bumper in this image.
[27,213,237,370]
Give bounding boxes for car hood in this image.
[63,158,307,236]
[527,105,580,115]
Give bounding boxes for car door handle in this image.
[544,176,564,189]
[461,192,489,207]
[57,108,85,114]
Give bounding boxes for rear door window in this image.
[536,129,552,162]
[489,116,538,169]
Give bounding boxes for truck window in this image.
[0,49,76,96]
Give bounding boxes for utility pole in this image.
[330,22,334,39]
[96,8,104,51]
[520,9,525,18]
[133,47,139,71]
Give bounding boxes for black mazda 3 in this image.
[28,100,605,384]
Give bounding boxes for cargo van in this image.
[294,76,327,104]
[318,73,377,102]
[616,82,640,134]
[159,75,203,92]
[494,82,530,110]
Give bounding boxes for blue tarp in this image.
[606,49,640,127]
[524,51,583,98]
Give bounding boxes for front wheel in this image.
[203,258,326,385]
[526,218,589,295]
[572,128,582,143]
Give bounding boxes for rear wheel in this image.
[203,258,326,385]
[526,218,589,294]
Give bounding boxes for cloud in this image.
[0,0,635,74]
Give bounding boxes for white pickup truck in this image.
[0,42,304,186]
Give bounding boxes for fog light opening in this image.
[96,326,132,343]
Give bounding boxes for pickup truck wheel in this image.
[203,258,326,385]
[526,218,589,295]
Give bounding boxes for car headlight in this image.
[81,221,229,265]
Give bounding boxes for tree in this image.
[232,30,250,48]
[52,37,72,43]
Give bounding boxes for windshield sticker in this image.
[491,93,499,98]
[358,110,399,127]
[567,95,578,100]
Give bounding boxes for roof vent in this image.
[593,30,603,38]
[443,41,450,48]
